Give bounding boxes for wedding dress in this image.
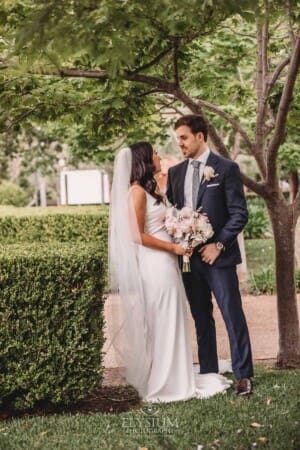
[136,190,232,402]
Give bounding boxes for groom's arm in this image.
[215,162,248,248]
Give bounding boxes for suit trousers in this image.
[182,254,254,379]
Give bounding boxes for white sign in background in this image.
[60,170,110,205]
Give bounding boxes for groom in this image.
[166,114,253,395]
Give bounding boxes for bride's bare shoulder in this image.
[129,184,145,194]
[129,184,146,202]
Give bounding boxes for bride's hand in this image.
[172,244,193,256]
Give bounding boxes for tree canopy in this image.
[0,0,263,159]
[1,1,299,171]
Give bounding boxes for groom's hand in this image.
[199,243,221,265]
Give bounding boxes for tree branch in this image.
[194,98,254,152]
[287,0,296,46]
[156,97,185,116]
[232,132,241,160]
[241,175,267,197]
[5,106,40,131]
[130,46,173,74]
[190,97,268,178]
[255,23,265,154]
[267,26,300,186]
[128,26,212,76]
[138,89,166,97]
[59,69,107,78]
[269,56,291,91]
[262,0,269,80]
[173,38,180,87]
[255,5,270,157]
[125,72,177,93]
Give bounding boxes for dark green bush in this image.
[0,242,105,411]
[244,196,271,239]
[0,181,29,207]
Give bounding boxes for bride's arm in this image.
[130,186,187,256]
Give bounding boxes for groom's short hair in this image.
[174,115,208,141]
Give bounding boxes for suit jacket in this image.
[166,151,248,268]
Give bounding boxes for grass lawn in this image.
[0,366,299,450]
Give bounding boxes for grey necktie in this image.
[191,160,201,210]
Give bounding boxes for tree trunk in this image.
[289,170,299,203]
[267,199,300,368]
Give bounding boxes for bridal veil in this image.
[108,147,151,396]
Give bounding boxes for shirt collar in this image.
[190,148,210,166]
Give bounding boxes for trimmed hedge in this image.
[0,242,105,411]
[0,206,109,244]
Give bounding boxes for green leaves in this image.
[0,0,298,177]
[0,204,108,412]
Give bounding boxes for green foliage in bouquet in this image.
[0,242,105,412]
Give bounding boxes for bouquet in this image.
[165,205,214,272]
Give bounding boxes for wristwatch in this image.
[215,241,225,252]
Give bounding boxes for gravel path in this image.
[103,293,300,385]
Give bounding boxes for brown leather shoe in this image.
[235,378,252,396]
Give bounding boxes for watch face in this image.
[216,242,224,251]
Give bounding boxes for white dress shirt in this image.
[184,149,210,207]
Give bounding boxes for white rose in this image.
[203,166,217,181]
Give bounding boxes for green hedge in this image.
[0,242,105,412]
[0,206,109,244]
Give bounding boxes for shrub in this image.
[244,196,271,239]
[249,266,276,294]
[0,242,105,412]
[0,206,109,244]
[0,206,109,288]
[0,181,29,207]
[296,269,300,291]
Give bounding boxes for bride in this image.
[109,142,231,402]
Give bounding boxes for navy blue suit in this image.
[166,151,253,378]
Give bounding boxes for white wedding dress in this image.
[138,191,232,402]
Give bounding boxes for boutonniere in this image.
[202,166,218,183]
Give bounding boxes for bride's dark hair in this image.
[130,141,163,204]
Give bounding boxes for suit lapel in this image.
[176,160,189,208]
[196,152,220,206]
